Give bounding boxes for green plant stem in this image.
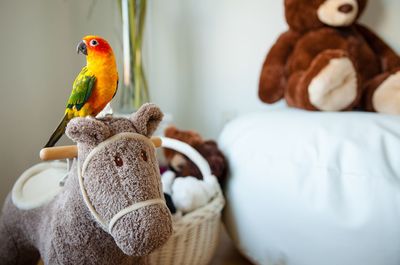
[138,0,149,103]
[118,0,149,111]
[131,0,140,109]
[134,49,142,109]
[141,64,150,100]
[137,0,146,46]
[128,0,136,108]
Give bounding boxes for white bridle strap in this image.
[82,132,154,174]
[78,161,108,229]
[77,132,166,233]
[108,198,165,233]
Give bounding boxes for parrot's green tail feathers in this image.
[44,114,69,148]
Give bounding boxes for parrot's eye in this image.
[90,39,99,47]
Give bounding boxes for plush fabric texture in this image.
[163,126,203,160]
[163,126,228,186]
[0,103,173,265]
[259,0,400,114]
[161,170,220,214]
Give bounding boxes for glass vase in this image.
[118,0,149,113]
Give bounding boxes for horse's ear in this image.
[130,103,163,137]
[66,117,111,145]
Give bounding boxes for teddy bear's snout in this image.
[171,154,187,171]
[338,3,354,14]
[317,0,358,27]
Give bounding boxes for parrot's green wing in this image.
[66,66,96,111]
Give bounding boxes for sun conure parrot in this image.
[44,35,118,147]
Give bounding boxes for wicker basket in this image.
[149,137,225,265]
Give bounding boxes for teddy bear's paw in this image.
[308,57,358,111]
[372,72,400,115]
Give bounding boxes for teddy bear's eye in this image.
[114,155,123,167]
[140,150,148,162]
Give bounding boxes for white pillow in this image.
[219,109,400,265]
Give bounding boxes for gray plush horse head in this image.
[0,103,172,265]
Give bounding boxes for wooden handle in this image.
[151,137,162,148]
[40,145,78,161]
[39,137,163,161]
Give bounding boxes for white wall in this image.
[0,0,399,204]
[147,1,285,138]
[0,0,120,204]
[147,0,400,138]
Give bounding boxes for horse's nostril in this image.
[338,4,354,14]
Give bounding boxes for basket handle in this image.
[160,137,213,181]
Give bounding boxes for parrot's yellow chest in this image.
[74,56,118,117]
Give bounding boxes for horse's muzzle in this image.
[111,203,173,256]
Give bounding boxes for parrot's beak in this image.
[76,41,87,56]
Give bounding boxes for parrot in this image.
[44,35,118,148]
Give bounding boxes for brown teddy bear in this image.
[259,0,400,114]
[163,126,227,186]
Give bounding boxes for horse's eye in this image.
[140,150,148,162]
[114,155,123,167]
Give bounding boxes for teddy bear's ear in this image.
[130,103,163,137]
[164,126,179,138]
[284,0,324,32]
[164,126,203,146]
[66,117,111,145]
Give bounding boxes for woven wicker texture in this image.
[149,137,225,265]
[149,192,224,265]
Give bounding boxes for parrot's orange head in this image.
[77,35,113,57]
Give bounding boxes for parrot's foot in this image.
[96,103,114,118]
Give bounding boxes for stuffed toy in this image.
[0,104,172,265]
[161,170,220,214]
[163,126,228,185]
[259,0,400,114]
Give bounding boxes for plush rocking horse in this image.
[0,103,173,265]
